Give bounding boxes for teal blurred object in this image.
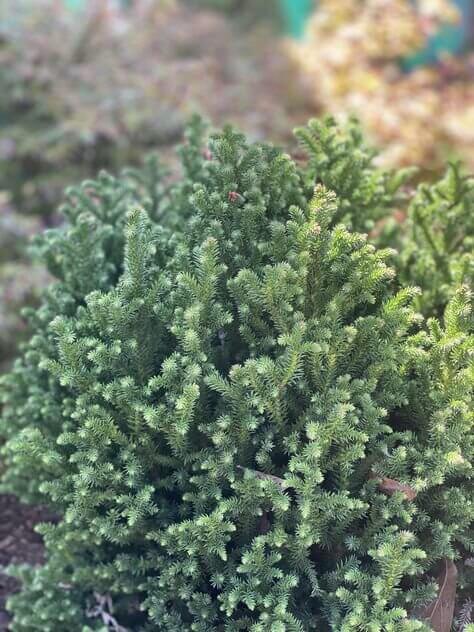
[280,0,471,57]
[64,0,84,8]
[279,0,312,38]
[403,0,471,70]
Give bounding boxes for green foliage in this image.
[295,117,415,234]
[0,0,297,368]
[0,159,169,499]
[400,163,474,316]
[1,118,472,630]
[409,286,473,560]
[374,285,474,615]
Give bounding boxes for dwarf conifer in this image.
[1,118,472,631]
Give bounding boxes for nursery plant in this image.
[0,118,472,631]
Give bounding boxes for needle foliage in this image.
[1,118,472,631]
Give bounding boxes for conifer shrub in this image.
[0,118,472,630]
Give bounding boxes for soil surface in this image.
[0,494,55,631]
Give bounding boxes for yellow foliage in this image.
[290,0,474,171]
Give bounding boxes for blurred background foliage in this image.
[0,0,473,369]
[290,0,474,171]
[0,0,307,368]
[0,0,295,221]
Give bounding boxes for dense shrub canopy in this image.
[0,118,472,631]
[400,163,474,317]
